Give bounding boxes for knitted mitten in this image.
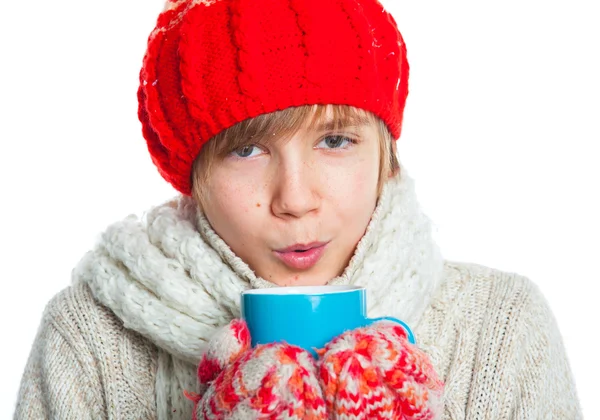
[317,322,444,420]
[185,319,327,420]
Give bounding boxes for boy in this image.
[15,0,581,418]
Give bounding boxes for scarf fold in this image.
[72,161,444,418]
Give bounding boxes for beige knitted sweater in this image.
[14,168,582,419]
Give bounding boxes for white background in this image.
[1,0,597,417]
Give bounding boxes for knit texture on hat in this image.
[138,0,409,194]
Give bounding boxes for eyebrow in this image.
[310,115,372,132]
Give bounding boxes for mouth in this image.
[273,242,329,270]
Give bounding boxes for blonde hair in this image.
[192,104,399,208]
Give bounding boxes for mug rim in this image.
[242,285,365,296]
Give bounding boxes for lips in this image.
[273,242,329,270]
[276,242,328,253]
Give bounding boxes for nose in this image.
[271,158,320,219]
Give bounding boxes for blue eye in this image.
[232,145,262,158]
[318,135,355,149]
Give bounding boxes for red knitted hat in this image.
[138,0,410,195]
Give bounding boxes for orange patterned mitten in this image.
[317,322,444,419]
[186,319,327,420]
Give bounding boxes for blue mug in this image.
[241,285,415,356]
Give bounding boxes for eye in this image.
[317,135,356,149]
[232,145,263,158]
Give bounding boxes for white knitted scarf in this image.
[72,163,444,419]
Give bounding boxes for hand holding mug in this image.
[188,286,443,419]
[185,319,327,419]
[240,285,443,420]
[317,321,444,419]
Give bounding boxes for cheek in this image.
[320,154,379,210]
[203,175,262,239]
[211,181,246,213]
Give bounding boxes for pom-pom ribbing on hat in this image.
[138,0,410,195]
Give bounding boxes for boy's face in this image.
[201,116,381,286]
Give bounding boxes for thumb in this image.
[197,319,251,385]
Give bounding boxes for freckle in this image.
[256,203,261,207]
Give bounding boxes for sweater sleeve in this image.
[513,282,582,419]
[13,289,106,419]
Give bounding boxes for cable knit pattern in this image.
[14,284,158,419]
[14,165,582,418]
[138,0,409,194]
